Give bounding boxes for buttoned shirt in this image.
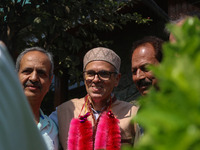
[38,109,59,150]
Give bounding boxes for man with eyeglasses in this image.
[50,47,140,149]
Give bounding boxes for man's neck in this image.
[28,98,42,124]
[90,97,110,112]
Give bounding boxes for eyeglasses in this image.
[83,70,117,81]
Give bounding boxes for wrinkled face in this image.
[84,61,120,102]
[18,51,52,101]
[131,43,159,95]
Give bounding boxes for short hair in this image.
[16,47,54,77]
[131,36,164,62]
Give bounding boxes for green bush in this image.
[125,17,200,150]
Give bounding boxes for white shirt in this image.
[38,109,59,150]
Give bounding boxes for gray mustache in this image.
[24,80,42,90]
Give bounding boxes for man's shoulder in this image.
[57,97,85,110]
[112,99,139,115]
[114,99,138,108]
[39,109,58,133]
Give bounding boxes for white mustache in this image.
[24,80,42,90]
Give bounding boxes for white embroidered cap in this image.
[83,47,121,72]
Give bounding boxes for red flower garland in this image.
[68,114,93,150]
[94,112,109,149]
[67,95,121,150]
[67,119,80,150]
[79,119,93,149]
[106,111,121,150]
[95,111,121,150]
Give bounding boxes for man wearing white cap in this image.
[50,47,140,150]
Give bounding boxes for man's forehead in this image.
[133,43,155,56]
[22,51,48,59]
[132,48,159,68]
[21,51,49,63]
[85,60,115,70]
[20,52,50,69]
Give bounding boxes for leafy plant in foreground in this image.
[124,17,200,150]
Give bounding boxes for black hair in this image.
[131,36,164,62]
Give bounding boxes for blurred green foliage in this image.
[125,17,200,150]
